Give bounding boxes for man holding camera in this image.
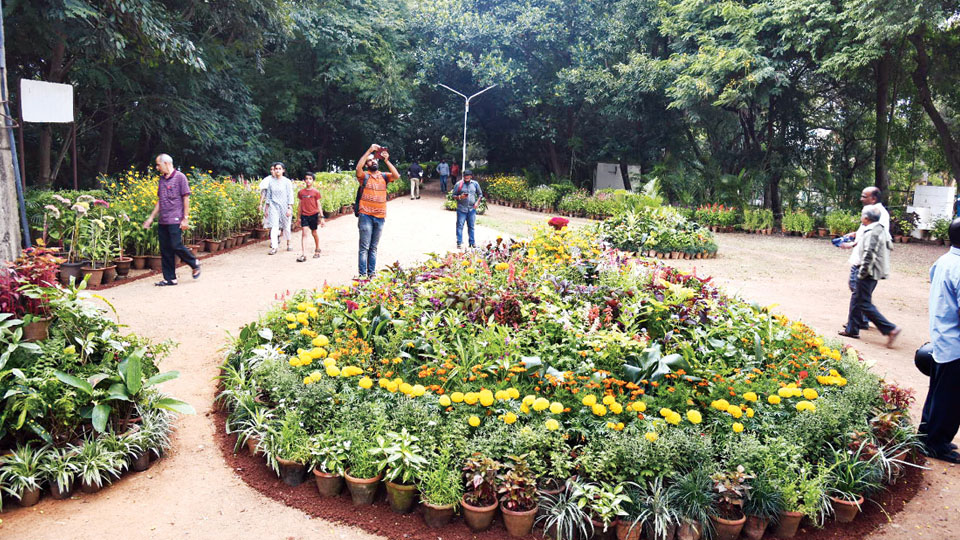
[453,170,483,249]
[355,143,399,278]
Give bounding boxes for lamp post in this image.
[438,83,496,174]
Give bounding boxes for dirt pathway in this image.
[2,195,957,539]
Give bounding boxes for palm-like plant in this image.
[40,445,80,495]
[75,437,124,489]
[0,443,47,500]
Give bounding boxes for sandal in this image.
[268,248,277,255]
[155,280,178,287]
[313,250,321,258]
[837,330,859,339]
[296,255,307,262]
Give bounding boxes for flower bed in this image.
[218,222,919,537]
[598,207,717,259]
[0,252,193,509]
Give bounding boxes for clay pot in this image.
[276,458,307,487]
[773,511,803,538]
[81,265,105,286]
[461,497,498,532]
[101,264,117,284]
[313,470,344,497]
[50,483,72,500]
[710,513,746,540]
[385,480,418,513]
[18,486,41,507]
[344,470,383,505]
[132,451,151,472]
[204,239,222,252]
[114,256,133,277]
[422,501,456,528]
[830,495,863,523]
[676,520,702,540]
[742,515,769,540]
[590,519,616,540]
[147,255,163,272]
[246,435,261,455]
[132,255,148,270]
[615,520,643,540]
[501,504,538,537]
[59,261,85,286]
[23,316,53,342]
[80,479,102,494]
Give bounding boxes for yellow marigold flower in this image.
[666,412,681,425]
[609,402,623,415]
[582,395,598,407]
[468,416,481,427]
[507,388,520,399]
[495,262,509,271]
[796,400,816,412]
[803,388,819,400]
[659,407,673,417]
[285,314,296,322]
[438,395,452,407]
[545,419,560,431]
[687,410,703,424]
[726,405,743,419]
[399,382,413,395]
[303,376,314,385]
[323,358,336,368]
[358,377,373,389]
[522,395,536,406]
[645,432,659,442]
[504,412,518,425]
[746,407,755,418]
[386,381,398,393]
[326,366,341,377]
[732,422,744,433]
[632,401,647,412]
[711,399,730,411]
[464,392,479,405]
[606,421,617,430]
[451,392,465,403]
[480,390,495,407]
[743,392,758,402]
[312,347,328,359]
[287,323,297,329]
[602,395,616,406]
[520,404,531,414]
[768,395,781,405]
[412,384,426,397]
[495,390,508,401]
[778,387,793,398]
[592,404,608,416]
[533,397,550,412]
[549,402,564,415]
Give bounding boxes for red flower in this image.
[799,370,809,379]
[548,216,569,230]
[345,300,359,312]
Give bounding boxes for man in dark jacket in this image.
[408,161,424,199]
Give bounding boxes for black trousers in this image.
[920,359,960,455]
[158,224,197,281]
[844,277,895,335]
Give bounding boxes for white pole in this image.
[439,84,496,175]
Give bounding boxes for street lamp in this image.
[438,83,496,174]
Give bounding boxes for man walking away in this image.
[409,161,424,199]
[260,162,294,255]
[356,144,399,278]
[840,187,891,331]
[453,170,483,249]
[436,159,450,194]
[838,206,901,346]
[922,217,960,463]
[142,153,200,286]
[296,173,324,262]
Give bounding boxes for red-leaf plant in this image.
[462,453,500,507]
[5,243,64,318]
[497,453,538,512]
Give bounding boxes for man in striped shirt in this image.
[355,144,399,278]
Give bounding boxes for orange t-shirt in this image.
[357,171,393,218]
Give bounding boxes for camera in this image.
[375,147,389,159]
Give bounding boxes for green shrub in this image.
[825,211,859,235]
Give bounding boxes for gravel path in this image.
[2,192,957,539]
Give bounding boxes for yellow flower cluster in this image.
[768,395,782,405]
[494,262,509,271]
[659,408,682,425]
[795,400,816,412]
[686,410,703,424]
[606,421,625,431]
[817,369,848,386]
[303,371,323,385]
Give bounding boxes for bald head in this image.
[861,186,881,205]
[155,154,175,175]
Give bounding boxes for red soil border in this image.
[213,408,924,540]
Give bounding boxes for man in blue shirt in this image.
[923,217,960,463]
[453,170,483,249]
[436,159,450,194]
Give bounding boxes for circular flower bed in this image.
[219,224,919,537]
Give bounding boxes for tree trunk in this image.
[618,161,631,191]
[96,96,115,174]
[909,31,960,184]
[874,51,893,197]
[35,39,68,187]
[0,61,23,259]
[545,141,568,179]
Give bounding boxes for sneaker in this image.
[457,244,462,249]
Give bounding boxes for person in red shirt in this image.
[296,173,324,262]
[450,162,460,186]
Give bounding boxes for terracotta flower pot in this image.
[461,497,498,532]
[101,264,118,284]
[773,511,803,538]
[313,469,344,497]
[246,435,261,455]
[422,501,456,528]
[23,316,53,342]
[615,520,643,540]
[80,479,102,494]
[385,480,418,513]
[830,495,863,523]
[132,255,148,270]
[114,256,133,277]
[50,483,72,500]
[81,266,105,286]
[147,255,163,272]
[18,486,41,507]
[204,239,222,252]
[742,515,769,540]
[276,458,307,487]
[132,451,152,472]
[344,470,383,505]
[676,520,702,540]
[59,261,85,286]
[710,513,746,540]
[501,504,538,537]
[590,518,616,540]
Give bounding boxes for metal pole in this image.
[439,84,496,175]
[0,4,30,249]
[72,122,77,189]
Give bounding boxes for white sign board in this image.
[595,162,641,191]
[909,185,956,231]
[20,80,74,123]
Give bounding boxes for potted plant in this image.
[263,411,311,487]
[772,465,831,538]
[538,486,593,540]
[932,217,951,245]
[741,474,783,540]
[827,440,883,523]
[9,245,62,341]
[625,476,679,540]
[114,212,133,277]
[344,429,384,505]
[461,453,501,532]
[370,428,429,513]
[539,446,574,496]
[497,454,539,537]
[309,430,350,497]
[75,437,124,494]
[672,469,715,540]
[418,447,463,528]
[40,445,80,500]
[709,466,752,540]
[571,481,631,540]
[231,406,274,456]
[0,443,46,507]
[131,409,172,471]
